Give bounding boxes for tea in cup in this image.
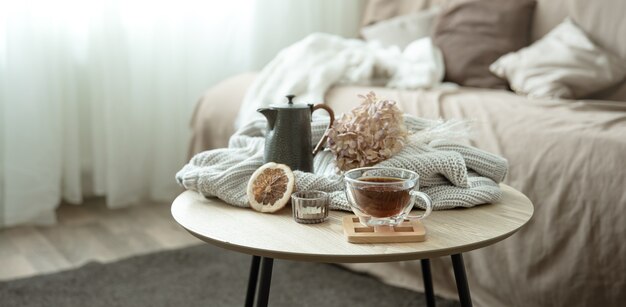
[344,167,432,227]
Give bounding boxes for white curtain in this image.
[0,0,364,227]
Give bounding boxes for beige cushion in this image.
[360,7,440,49]
[431,0,536,89]
[490,18,626,99]
[531,0,626,58]
[531,0,626,101]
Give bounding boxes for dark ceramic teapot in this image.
[258,95,334,172]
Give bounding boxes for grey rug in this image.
[0,245,459,307]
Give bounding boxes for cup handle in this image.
[406,191,433,220]
[311,104,335,156]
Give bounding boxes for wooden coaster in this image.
[342,216,426,244]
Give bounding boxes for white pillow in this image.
[361,7,440,50]
[489,18,626,99]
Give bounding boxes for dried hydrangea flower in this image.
[326,92,408,171]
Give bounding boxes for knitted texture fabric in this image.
[176,115,508,211]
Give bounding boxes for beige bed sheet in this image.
[189,73,626,307]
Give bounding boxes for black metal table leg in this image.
[244,256,261,307]
[421,259,436,307]
[255,257,274,307]
[451,254,473,307]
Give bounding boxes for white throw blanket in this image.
[176,116,508,211]
[235,33,445,128]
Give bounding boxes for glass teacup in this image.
[344,167,433,227]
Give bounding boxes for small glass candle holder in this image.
[291,191,329,224]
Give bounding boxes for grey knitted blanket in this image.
[176,115,508,211]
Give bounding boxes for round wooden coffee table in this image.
[171,184,533,307]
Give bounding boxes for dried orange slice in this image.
[247,162,295,213]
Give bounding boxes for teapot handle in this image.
[311,104,335,156]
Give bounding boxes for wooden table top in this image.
[171,184,533,263]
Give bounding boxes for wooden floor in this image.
[0,198,200,281]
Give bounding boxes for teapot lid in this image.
[269,95,311,109]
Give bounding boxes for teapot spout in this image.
[257,108,277,130]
